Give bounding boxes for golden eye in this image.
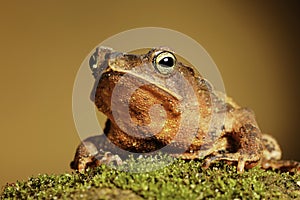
[153,51,176,75]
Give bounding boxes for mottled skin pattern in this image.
[71,47,300,174]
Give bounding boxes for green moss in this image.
[1,156,300,199]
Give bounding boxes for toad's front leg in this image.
[203,108,264,173]
[70,135,122,172]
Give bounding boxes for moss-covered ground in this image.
[1,155,300,199]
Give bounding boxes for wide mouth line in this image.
[108,67,183,101]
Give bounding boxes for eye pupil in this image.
[153,51,176,75]
[158,57,174,67]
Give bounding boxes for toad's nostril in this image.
[89,46,115,79]
[89,47,99,71]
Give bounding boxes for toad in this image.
[71,46,300,173]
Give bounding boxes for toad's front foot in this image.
[202,153,259,173]
[70,135,123,172]
[202,122,264,173]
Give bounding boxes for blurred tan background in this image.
[0,1,299,188]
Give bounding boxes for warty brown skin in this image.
[71,47,300,174]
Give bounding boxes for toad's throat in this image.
[105,120,192,154]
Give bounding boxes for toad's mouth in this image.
[106,67,183,102]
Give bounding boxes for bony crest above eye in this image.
[153,51,176,75]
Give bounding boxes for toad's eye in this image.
[153,51,176,75]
